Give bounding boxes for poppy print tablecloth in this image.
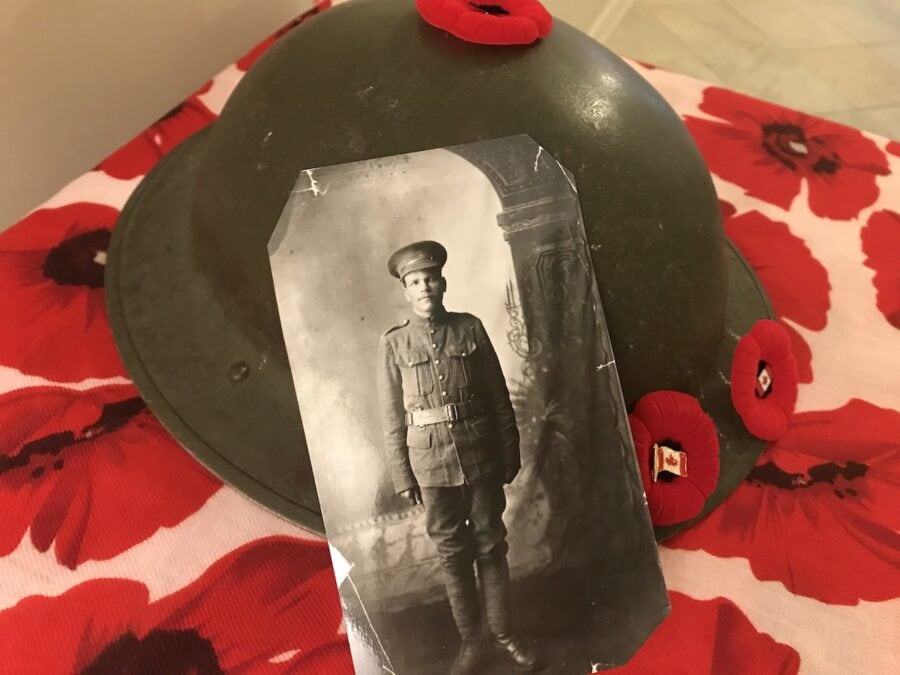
[1,2,897,673]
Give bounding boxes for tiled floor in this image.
[544,0,900,139]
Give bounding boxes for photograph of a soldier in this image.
[268,137,668,675]
[378,240,538,674]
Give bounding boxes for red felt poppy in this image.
[416,0,553,46]
[614,592,800,674]
[97,81,216,180]
[0,202,128,382]
[667,399,900,605]
[887,140,900,157]
[861,210,900,330]
[0,385,220,569]
[730,320,798,441]
[685,87,890,220]
[0,536,351,672]
[724,209,831,383]
[628,391,719,526]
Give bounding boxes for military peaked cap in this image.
[387,240,448,279]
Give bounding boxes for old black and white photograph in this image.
[269,136,669,674]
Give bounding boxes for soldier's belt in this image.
[405,401,488,426]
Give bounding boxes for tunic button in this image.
[462,352,467,356]
[430,329,435,334]
[432,343,437,348]
[439,374,444,380]
[435,359,441,364]
[442,390,447,396]
[448,423,454,429]
[408,361,413,366]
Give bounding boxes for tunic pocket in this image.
[448,339,478,386]
[407,426,433,449]
[398,351,434,396]
[468,415,493,439]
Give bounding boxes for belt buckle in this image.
[445,403,459,422]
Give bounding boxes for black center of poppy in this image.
[761,122,842,174]
[761,123,808,171]
[653,439,682,482]
[811,155,840,174]
[42,228,111,288]
[0,397,145,479]
[83,629,223,675]
[747,460,868,500]
[469,3,510,15]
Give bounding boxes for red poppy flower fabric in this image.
[718,198,737,220]
[236,2,331,72]
[0,385,220,569]
[777,323,813,385]
[686,87,890,220]
[634,59,659,71]
[861,210,900,330]
[667,399,900,605]
[0,202,128,382]
[887,140,900,158]
[730,320,798,441]
[0,536,351,673]
[416,0,553,46]
[96,82,216,180]
[629,391,719,526]
[614,592,800,674]
[724,210,830,383]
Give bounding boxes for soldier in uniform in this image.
[376,241,541,674]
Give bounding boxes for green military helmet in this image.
[107,0,773,540]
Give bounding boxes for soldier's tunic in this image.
[377,309,520,494]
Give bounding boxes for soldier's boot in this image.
[493,635,542,672]
[450,641,488,675]
[445,562,487,675]
[478,559,543,672]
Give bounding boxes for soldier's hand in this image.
[399,487,423,506]
[503,464,520,485]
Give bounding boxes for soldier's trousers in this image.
[420,476,512,642]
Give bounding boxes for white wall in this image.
[0,0,312,229]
